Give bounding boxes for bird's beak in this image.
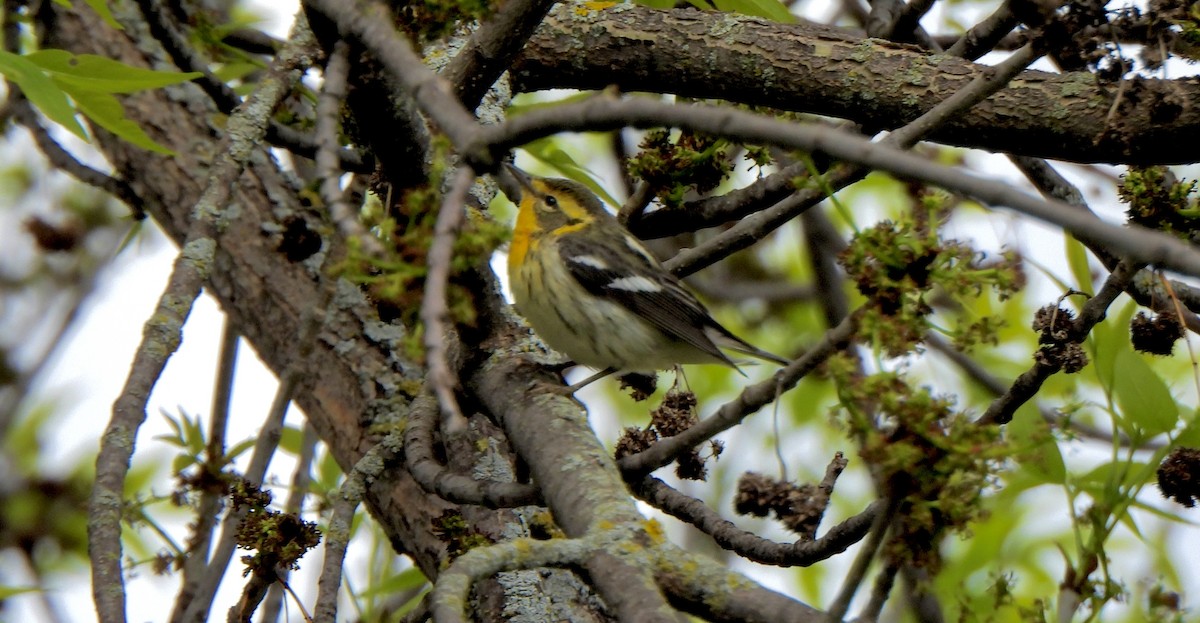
[499,163,535,203]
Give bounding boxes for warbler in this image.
[500,164,787,386]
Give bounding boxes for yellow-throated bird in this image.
[500,164,787,388]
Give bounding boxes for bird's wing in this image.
[556,232,734,366]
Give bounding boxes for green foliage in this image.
[230,479,322,574]
[628,129,731,208]
[647,0,796,22]
[396,0,497,42]
[1120,167,1200,238]
[0,49,202,154]
[828,363,1007,570]
[53,0,122,30]
[156,409,254,477]
[839,194,1024,356]
[0,403,93,569]
[520,138,621,207]
[335,140,509,352]
[709,0,795,22]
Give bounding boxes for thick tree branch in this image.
[513,4,1199,164]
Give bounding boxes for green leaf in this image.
[81,0,123,30]
[711,0,794,21]
[212,61,261,84]
[278,425,304,456]
[356,566,429,599]
[740,0,796,22]
[0,585,40,599]
[26,50,201,93]
[68,89,175,154]
[1089,299,1136,393]
[172,452,197,475]
[1008,403,1065,485]
[1176,409,1200,446]
[225,438,256,464]
[519,141,621,207]
[1064,235,1094,296]
[0,50,86,139]
[1112,349,1178,438]
[507,91,597,118]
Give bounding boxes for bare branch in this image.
[633,476,880,566]
[486,97,1200,279]
[404,392,541,507]
[314,432,406,623]
[443,0,557,109]
[513,5,1200,164]
[980,259,1144,425]
[305,0,485,163]
[422,167,473,432]
[619,312,859,475]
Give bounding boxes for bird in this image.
[499,163,787,390]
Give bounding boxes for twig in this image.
[177,305,321,623]
[802,207,851,326]
[442,0,557,109]
[429,537,591,623]
[9,94,147,219]
[823,496,897,622]
[316,39,384,256]
[95,232,210,623]
[886,43,1038,148]
[947,2,1019,60]
[629,159,810,239]
[305,0,485,163]
[313,432,406,623]
[633,477,881,566]
[661,549,826,622]
[172,322,239,617]
[618,312,859,475]
[861,561,899,622]
[979,259,1144,425]
[137,0,369,172]
[403,391,541,507]
[421,167,473,433]
[256,423,320,623]
[485,97,1200,279]
[1010,154,1200,333]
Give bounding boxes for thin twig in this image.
[305,0,484,162]
[137,0,370,172]
[316,39,384,256]
[823,496,897,622]
[177,298,327,623]
[256,423,320,623]
[485,97,1200,279]
[860,561,899,622]
[172,322,239,617]
[618,312,859,475]
[313,432,406,623]
[633,477,881,566]
[421,167,473,433]
[403,391,541,507]
[979,260,1145,425]
[442,0,557,109]
[946,2,1019,60]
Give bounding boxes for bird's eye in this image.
[544,195,558,208]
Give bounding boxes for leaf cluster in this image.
[839,196,1024,357]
